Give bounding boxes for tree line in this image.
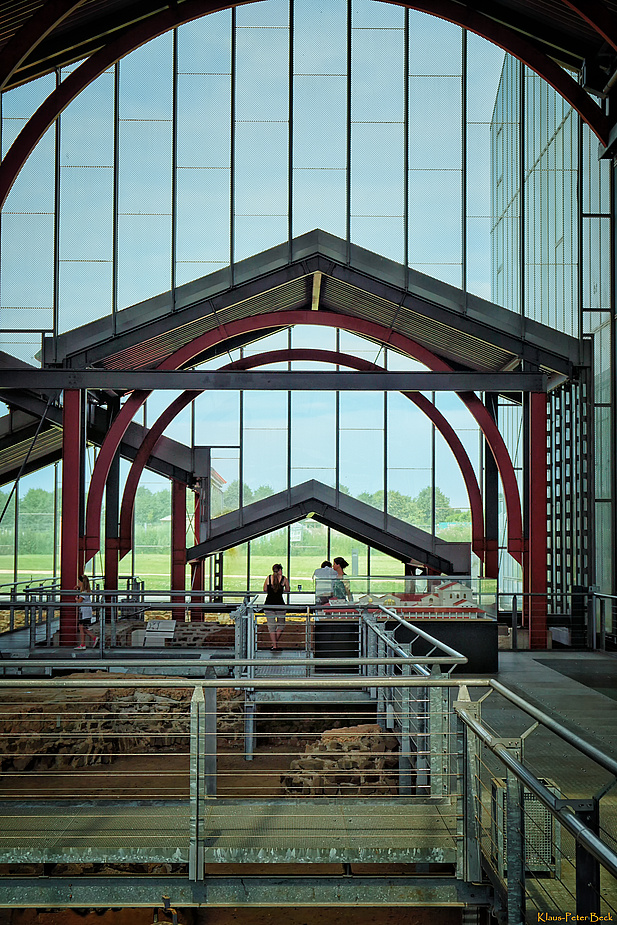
[0,482,471,555]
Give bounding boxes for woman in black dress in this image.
[263,563,290,650]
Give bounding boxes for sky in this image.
[0,0,509,510]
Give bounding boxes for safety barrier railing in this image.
[0,669,616,917]
[454,680,617,921]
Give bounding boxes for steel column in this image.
[528,391,548,648]
[483,394,499,579]
[171,480,187,614]
[191,491,204,621]
[60,389,82,646]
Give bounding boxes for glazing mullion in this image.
[346,0,352,259]
[171,27,178,302]
[403,8,409,273]
[230,8,237,278]
[112,61,120,336]
[288,0,294,251]
[53,68,61,359]
[461,29,467,294]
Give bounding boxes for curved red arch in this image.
[0,0,608,210]
[117,348,487,564]
[85,310,522,564]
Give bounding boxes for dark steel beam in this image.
[0,874,493,908]
[0,370,548,391]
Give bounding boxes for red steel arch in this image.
[116,348,487,565]
[84,310,523,565]
[0,0,609,210]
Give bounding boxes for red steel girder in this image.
[83,311,523,566]
[0,0,85,92]
[60,388,81,646]
[116,348,487,568]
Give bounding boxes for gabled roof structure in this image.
[45,229,586,381]
[187,479,471,575]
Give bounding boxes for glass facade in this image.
[491,56,612,596]
[0,0,612,598]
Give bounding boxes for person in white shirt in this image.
[74,574,98,650]
[312,560,337,605]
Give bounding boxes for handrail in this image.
[490,678,617,779]
[455,703,617,881]
[376,603,469,663]
[0,675,489,689]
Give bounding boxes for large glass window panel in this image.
[60,71,114,166]
[352,123,404,217]
[408,168,461,273]
[293,77,346,169]
[594,502,612,593]
[118,121,173,216]
[177,10,232,74]
[352,217,405,262]
[290,518,328,591]
[291,325,336,351]
[243,329,289,356]
[193,390,239,448]
[235,24,289,122]
[353,0,402,29]
[243,391,288,499]
[59,167,113,261]
[234,122,288,215]
[211,449,240,518]
[351,26,404,124]
[339,391,383,502]
[250,529,287,593]
[176,168,231,276]
[58,262,113,331]
[583,217,611,312]
[466,216,492,300]
[291,391,336,487]
[118,35,173,119]
[466,33,506,123]
[237,0,288,28]
[1,213,54,312]
[224,542,248,592]
[293,168,347,240]
[117,214,172,308]
[408,77,461,170]
[294,0,346,73]
[17,470,56,580]
[595,407,611,500]
[177,75,231,169]
[338,330,382,363]
[133,472,171,589]
[408,12,461,75]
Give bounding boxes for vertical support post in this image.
[484,393,499,579]
[204,682,217,798]
[171,480,186,619]
[191,490,204,622]
[599,598,606,651]
[511,593,518,651]
[60,389,82,646]
[189,685,205,881]
[429,667,448,798]
[105,426,121,649]
[505,766,525,925]
[576,800,601,916]
[528,391,548,648]
[453,688,482,883]
[399,662,413,795]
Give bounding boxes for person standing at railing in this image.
[74,574,98,651]
[313,560,337,605]
[263,563,289,650]
[332,557,353,602]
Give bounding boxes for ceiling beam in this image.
[0,370,549,392]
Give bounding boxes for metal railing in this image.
[0,668,616,917]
